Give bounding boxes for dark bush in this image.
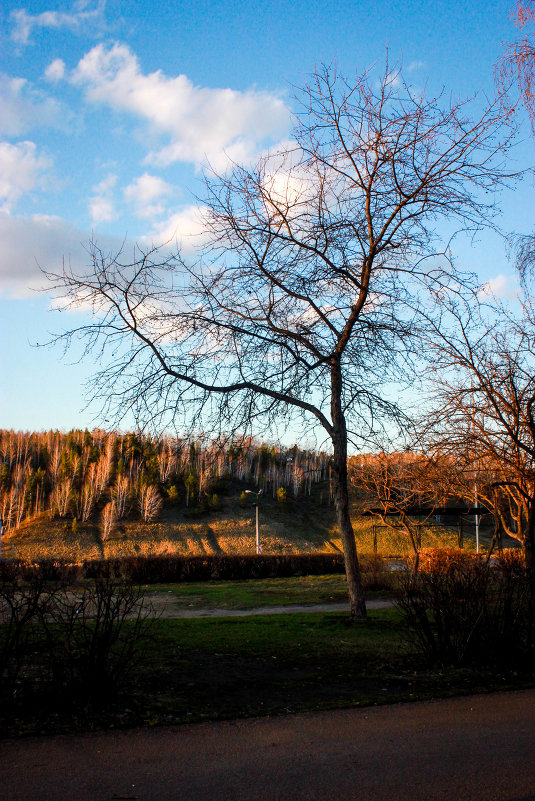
[0,567,153,720]
[397,548,535,667]
[82,558,125,579]
[41,576,154,705]
[117,553,346,583]
[0,570,53,692]
[359,553,395,592]
[0,559,21,582]
[1,553,349,585]
[20,559,82,584]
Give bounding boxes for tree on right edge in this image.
[420,263,535,584]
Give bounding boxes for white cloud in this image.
[45,58,66,82]
[10,1,106,46]
[478,273,515,299]
[149,204,210,252]
[124,172,173,219]
[0,141,51,213]
[88,173,117,224]
[71,42,291,170]
[0,74,66,136]
[0,212,129,297]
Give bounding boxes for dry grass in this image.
[3,496,464,562]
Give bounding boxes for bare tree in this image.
[76,463,101,522]
[350,451,447,559]
[139,484,163,523]
[52,479,72,519]
[101,500,117,545]
[497,0,535,131]
[46,63,515,618]
[113,475,131,520]
[422,281,535,579]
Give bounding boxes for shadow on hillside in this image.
[202,525,225,554]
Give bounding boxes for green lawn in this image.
[126,609,534,728]
[146,573,395,609]
[3,607,532,737]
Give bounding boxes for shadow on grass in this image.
[3,608,534,738]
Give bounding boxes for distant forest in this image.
[0,429,332,536]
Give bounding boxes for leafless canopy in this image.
[421,283,535,571]
[496,0,535,132]
[350,451,451,557]
[46,62,517,617]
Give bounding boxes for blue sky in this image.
[0,0,532,433]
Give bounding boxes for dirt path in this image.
[2,689,535,801]
[144,594,394,618]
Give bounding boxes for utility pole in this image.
[245,490,263,554]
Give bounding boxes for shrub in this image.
[359,553,395,592]
[0,567,153,717]
[209,493,220,511]
[118,553,346,583]
[166,484,179,503]
[41,576,154,705]
[20,559,81,584]
[396,548,534,667]
[83,558,124,579]
[0,570,52,693]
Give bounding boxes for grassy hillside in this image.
[1,428,500,561]
[3,476,474,561]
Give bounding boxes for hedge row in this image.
[0,553,348,584]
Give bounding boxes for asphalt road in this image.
[2,689,535,801]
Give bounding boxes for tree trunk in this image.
[524,500,535,650]
[331,363,367,620]
[525,499,535,588]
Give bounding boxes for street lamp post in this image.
[474,483,480,554]
[245,490,263,554]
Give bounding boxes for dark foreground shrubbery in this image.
[397,549,535,668]
[2,553,348,584]
[119,553,348,583]
[0,569,153,725]
[1,552,396,590]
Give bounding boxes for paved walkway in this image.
[2,689,535,801]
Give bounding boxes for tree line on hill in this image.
[0,429,331,537]
[1,425,531,568]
